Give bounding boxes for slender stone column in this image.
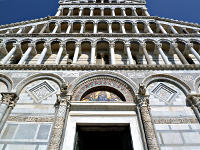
[187,43,200,63]
[146,23,153,34]
[48,84,71,150]
[16,28,23,34]
[172,43,189,64]
[133,22,140,33]
[143,8,150,16]
[0,93,18,132]
[90,43,96,64]
[112,9,115,16]
[157,23,167,34]
[55,43,64,64]
[137,84,160,150]
[125,43,134,65]
[133,8,138,16]
[72,43,80,64]
[40,24,48,34]
[37,43,48,64]
[121,23,126,34]
[170,26,178,34]
[122,8,126,16]
[1,43,17,64]
[28,25,36,34]
[156,44,170,64]
[18,43,34,64]
[52,23,59,34]
[67,8,72,16]
[66,23,72,33]
[141,43,152,65]
[101,8,104,16]
[108,23,112,33]
[187,95,200,122]
[79,8,83,16]
[110,43,115,65]
[55,8,62,16]
[80,23,85,33]
[90,8,94,16]
[94,23,97,33]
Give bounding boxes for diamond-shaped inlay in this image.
[151,83,178,103]
[27,81,56,103]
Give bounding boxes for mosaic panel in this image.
[81,91,122,102]
[27,81,56,103]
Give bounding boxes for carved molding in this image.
[0,64,199,71]
[153,117,199,124]
[0,16,200,30]
[72,76,135,102]
[1,33,200,38]
[7,116,54,122]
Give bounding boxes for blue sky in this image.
[0,0,199,25]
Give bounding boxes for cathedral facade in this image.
[0,0,200,150]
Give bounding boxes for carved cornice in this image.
[1,33,200,38]
[0,16,199,30]
[0,64,199,71]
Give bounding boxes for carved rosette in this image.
[1,93,18,108]
[48,93,71,150]
[137,91,160,150]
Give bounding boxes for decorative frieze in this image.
[153,117,199,124]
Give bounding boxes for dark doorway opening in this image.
[74,125,133,150]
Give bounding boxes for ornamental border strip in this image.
[0,64,199,70]
[1,33,200,38]
[0,16,200,30]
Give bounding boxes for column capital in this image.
[140,43,146,48]
[187,95,200,106]
[156,43,162,49]
[28,42,35,47]
[1,93,18,108]
[187,43,193,48]
[75,43,80,47]
[59,42,65,48]
[132,22,137,25]
[13,43,19,47]
[109,43,115,48]
[172,42,178,48]
[125,43,131,47]
[58,7,62,11]
[91,43,96,48]
[44,42,50,48]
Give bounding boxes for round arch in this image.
[14,73,66,95]
[143,74,191,95]
[0,73,13,92]
[68,71,138,102]
[194,75,200,93]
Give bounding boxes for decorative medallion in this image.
[27,81,56,103]
[82,91,122,102]
[151,83,178,104]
